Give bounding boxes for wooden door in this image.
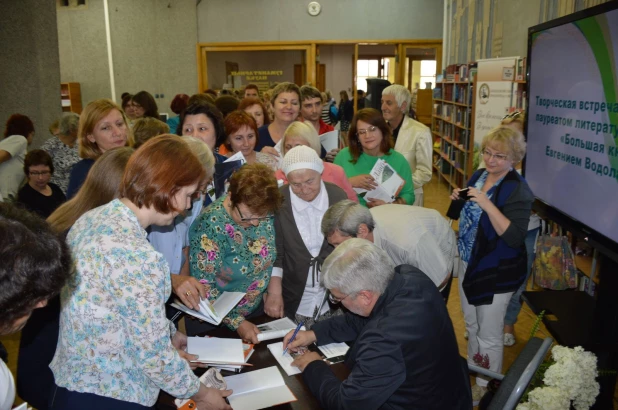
[294,64,305,86]
[316,64,326,91]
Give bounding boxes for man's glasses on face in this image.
[236,206,272,222]
[328,291,352,304]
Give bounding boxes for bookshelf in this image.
[61,82,82,114]
[431,63,477,189]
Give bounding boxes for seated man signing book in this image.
[283,239,471,410]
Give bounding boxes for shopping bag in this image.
[532,234,578,290]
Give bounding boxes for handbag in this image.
[532,231,578,290]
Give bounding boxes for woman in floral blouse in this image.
[50,136,232,410]
[188,163,283,343]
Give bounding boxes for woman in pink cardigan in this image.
[274,122,358,202]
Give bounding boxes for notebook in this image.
[187,336,244,365]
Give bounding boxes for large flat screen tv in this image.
[525,1,618,260]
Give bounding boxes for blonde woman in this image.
[255,82,300,156]
[66,99,133,198]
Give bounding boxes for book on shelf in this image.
[170,291,246,325]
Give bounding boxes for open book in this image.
[354,158,405,203]
[224,366,297,410]
[256,317,304,342]
[170,291,246,325]
[267,341,349,376]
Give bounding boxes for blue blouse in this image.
[50,199,200,406]
[458,171,506,263]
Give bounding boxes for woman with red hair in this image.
[238,97,270,128]
[50,135,231,409]
[0,114,34,200]
[223,111,278,170]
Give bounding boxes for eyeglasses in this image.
[357,126,378,136]
[328,291,353,304]
[501,111,522,120]
[482,149,509,162]
[236,206,272,222]
[29,171,51,176]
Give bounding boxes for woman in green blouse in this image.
[188,163,283,342]
[334,108,415,207]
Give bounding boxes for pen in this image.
[282,321,304,357]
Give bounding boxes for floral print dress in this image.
[50,199,200,406]
[189,196,276,330]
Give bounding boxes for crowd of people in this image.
[0,82,534,409]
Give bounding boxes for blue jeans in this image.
[504,227,540,326]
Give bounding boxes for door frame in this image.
[196,40,442,99]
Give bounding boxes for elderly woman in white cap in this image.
[264,146,348,328]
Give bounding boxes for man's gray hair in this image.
[322,238,394,295]
[381,84,411,111]
[321,199,375,237]
[58,112,80,136]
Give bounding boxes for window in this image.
[356,58,390,93]
[419,60,436,89]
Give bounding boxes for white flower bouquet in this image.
[517,345,600,410]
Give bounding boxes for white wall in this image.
[0,0,62,148]
[197,0,444,43]
[57,0,198,115]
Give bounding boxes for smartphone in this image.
[459,188,471,201]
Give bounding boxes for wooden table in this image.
[156,316,349,410]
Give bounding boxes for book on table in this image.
[187,336,245,366]
[224,366,297,410]
[256,317,305,342]
[170,291,246,325]
[267,341,350,376]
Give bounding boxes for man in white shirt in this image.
[0,203,73,410]
[322,200,457,301]
[381,84,433,206]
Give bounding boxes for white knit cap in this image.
[282,145,324,177]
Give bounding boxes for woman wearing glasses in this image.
[334,108,415,207]
[16,150,66,218]
[264,146,347,328]
[188,163,283,342]
[449,126,533,404]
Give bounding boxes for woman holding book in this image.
[50,136,232,410]
[188,163,283,343]
[334,108,415,207]
[265,146,348,328]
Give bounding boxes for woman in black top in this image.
[17,150,65,218]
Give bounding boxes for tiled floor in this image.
[0,174,605,408]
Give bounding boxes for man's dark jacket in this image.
[304,264,472,410]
